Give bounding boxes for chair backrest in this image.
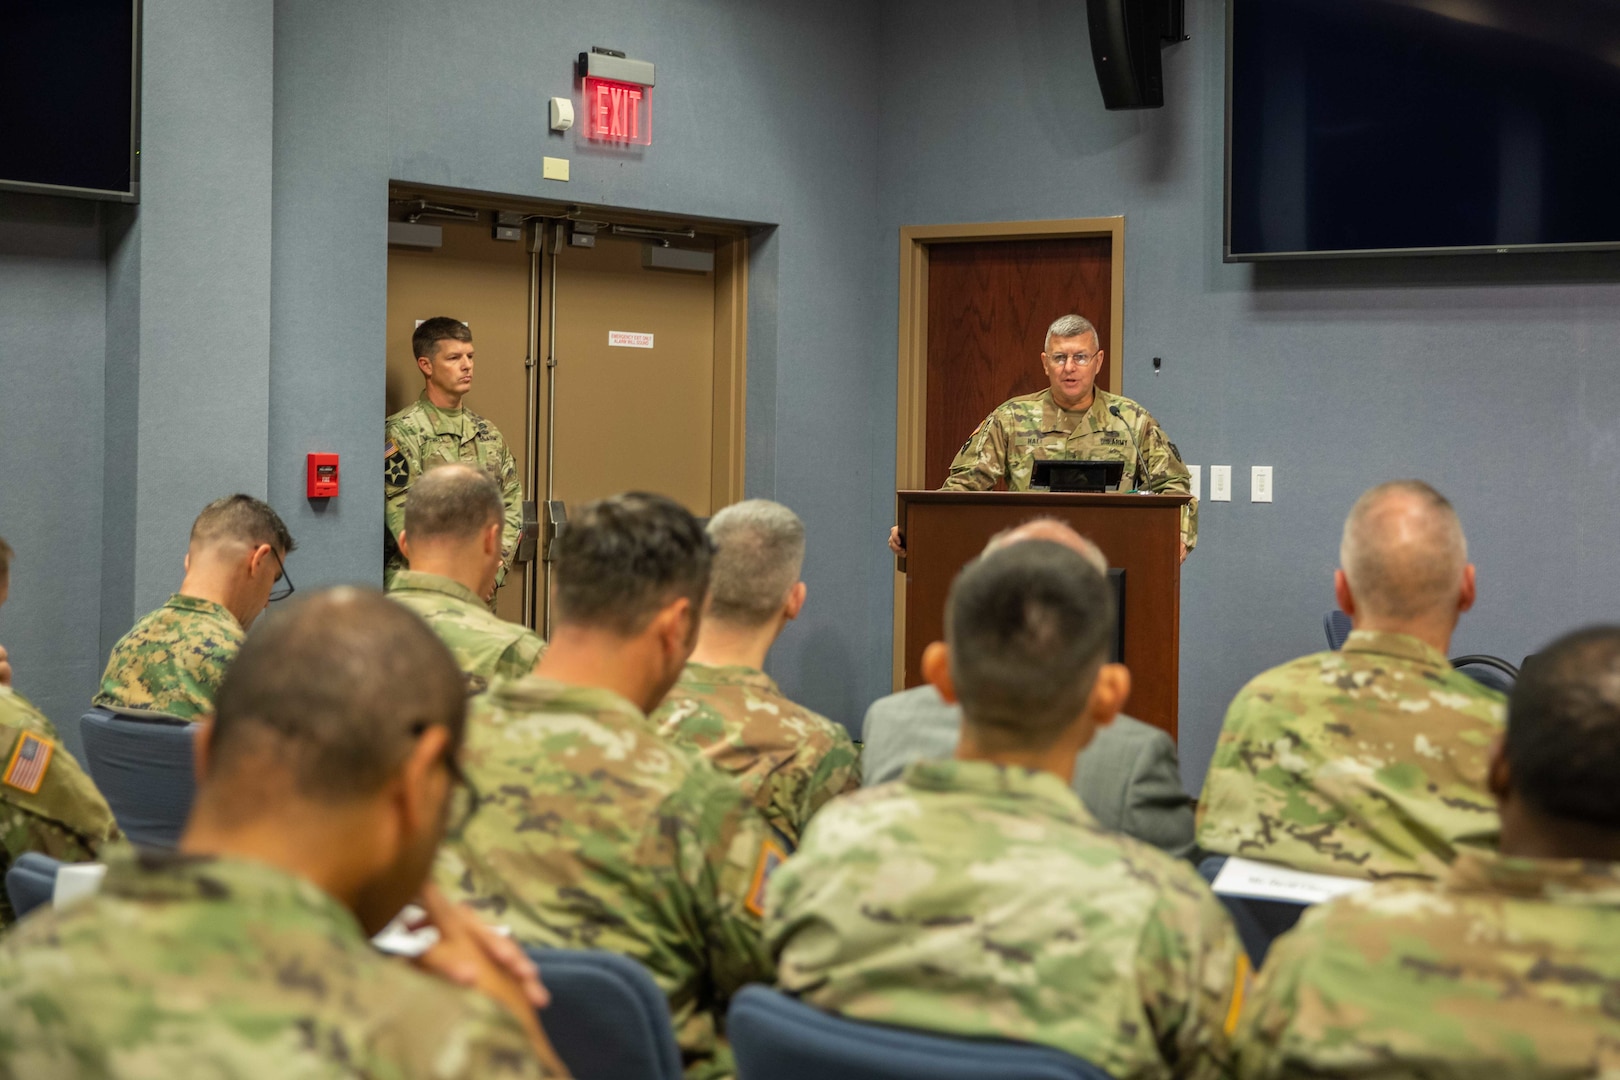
[1196,856,1308,967]
[4,852,62,920]
[526,948,683,1080]
[1450,654,1519,695]
[1323,610,1353,650]
[728,985,1115,1080]
[80,708,196,849]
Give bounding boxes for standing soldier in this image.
[386,317,523,596]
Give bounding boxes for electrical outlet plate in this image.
[1251,465,1273,503]
[1188,464,1201,500]
[543,156,570,181]
[1210,465,1232,502]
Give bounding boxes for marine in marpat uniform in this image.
[770,532,1245,1080]
[95,494,295,721]
[387,464,544,689]
[436,494,778,1080]
[1236,625,1620,1078]
[889,313,1197,559]
[651,500,859,845]
[1198,481,1503,881]
[0,588,564,1078]
[385,317,522,592]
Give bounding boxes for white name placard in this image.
[608,330,654,349]
[1211,856,1373,906]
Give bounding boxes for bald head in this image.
[1339,481,1469,621]
[205,586,466,814]
[984,518,1108,574]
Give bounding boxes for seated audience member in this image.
[651,499,858,844]
[1237,625,1620,1077]
[768,536,1245,1079]
[0,536,120,925]
[95,494,295,721]
[437,493,779,1080]
[862,519,1195,858]
[0,587,563,1076]
[388,463,545,688]
[1198,480,1503,880]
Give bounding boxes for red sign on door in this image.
[584,77,652,145]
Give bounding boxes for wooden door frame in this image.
[711,236,749,508]
[893,216,1127,687]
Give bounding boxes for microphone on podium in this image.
[1109,404,1144,492]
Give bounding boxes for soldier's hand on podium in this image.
[0,643,10,687]
[888,526,906,556]
[1179,540,1188,564]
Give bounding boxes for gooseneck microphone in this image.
[1109,404,1145,492]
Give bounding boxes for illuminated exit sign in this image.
[584,77,651,145]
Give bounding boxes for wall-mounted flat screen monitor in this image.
[1226,0,1620,260]
[0,0,140,202]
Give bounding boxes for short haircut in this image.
[1044,314,1099,353]
[405,463,503,542]
[1339,480,1466,620]
[705,500,806,626]
[947,539,1117,747]
[414,316,472,361]
[552,492,715,636]
[208,587,466,805]
[983,517,1108,573]
[191,495,296,556]
[1507,626,1620,829]
[0,535,11,582]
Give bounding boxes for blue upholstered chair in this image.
[727,984,1115,1080]
[1197,855,1308,967]
[1323,610,1353,650]
[1450,654,1519,694]
[5,851,62,919]
[525,948,683,1080]
[80,707,196,849]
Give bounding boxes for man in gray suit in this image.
[865,519,1197,860]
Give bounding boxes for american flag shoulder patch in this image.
[3,732,54,795]
[744,837,788,919]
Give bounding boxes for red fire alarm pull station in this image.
[307,453,340,498]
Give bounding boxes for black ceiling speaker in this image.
[1086,0,1186,110]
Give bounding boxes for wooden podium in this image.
[895,491,1191,737]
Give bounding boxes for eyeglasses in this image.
[268,548,295,603]
[1046,351,1100,370]
[409,721,482,839]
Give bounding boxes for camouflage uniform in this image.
[1236,848,1620,1079]
[436,676,781,1080]
[0,687,119,925]
[944,388,1199,550]
[767,760,1246,1079]
[387,569,545,690]
[1197,630,1505,881]
[385,394,523,588]
[0,848,550,1078]
[651,662,860,845]
[94,593,244,721]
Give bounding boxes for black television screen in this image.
[1226,0,1620,259]
[0,0,140,202]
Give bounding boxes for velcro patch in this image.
[744,838,788,918]
[3,732,53,794]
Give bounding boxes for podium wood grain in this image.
[897,490,1189,737]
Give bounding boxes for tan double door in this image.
[386,217,737,630]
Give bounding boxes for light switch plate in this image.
[1188,464,1201,501]
[1251,465,1273,503]
[543,156,570,181]
[1210,465,1232,502]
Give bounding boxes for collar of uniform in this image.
[681,661,778,695]
[1446,847,1620,907]
[900,758,1094,825]
[487,674,647,727]
[100,845,366,936]
[1038,387,1116,437]
[165,592,241,628]
[415,392,474,441]
[388,569,485,608]
[1340,629,1450,671]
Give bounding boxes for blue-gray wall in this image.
[6,0,1619,786]
[876,0,1620,787]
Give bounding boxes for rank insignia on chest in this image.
[744,837,789,918]
[3,733,53,794]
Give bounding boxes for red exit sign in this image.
[584,77,651,145]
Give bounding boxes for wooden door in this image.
[924,238,1114,488]
[386,222,533,626]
